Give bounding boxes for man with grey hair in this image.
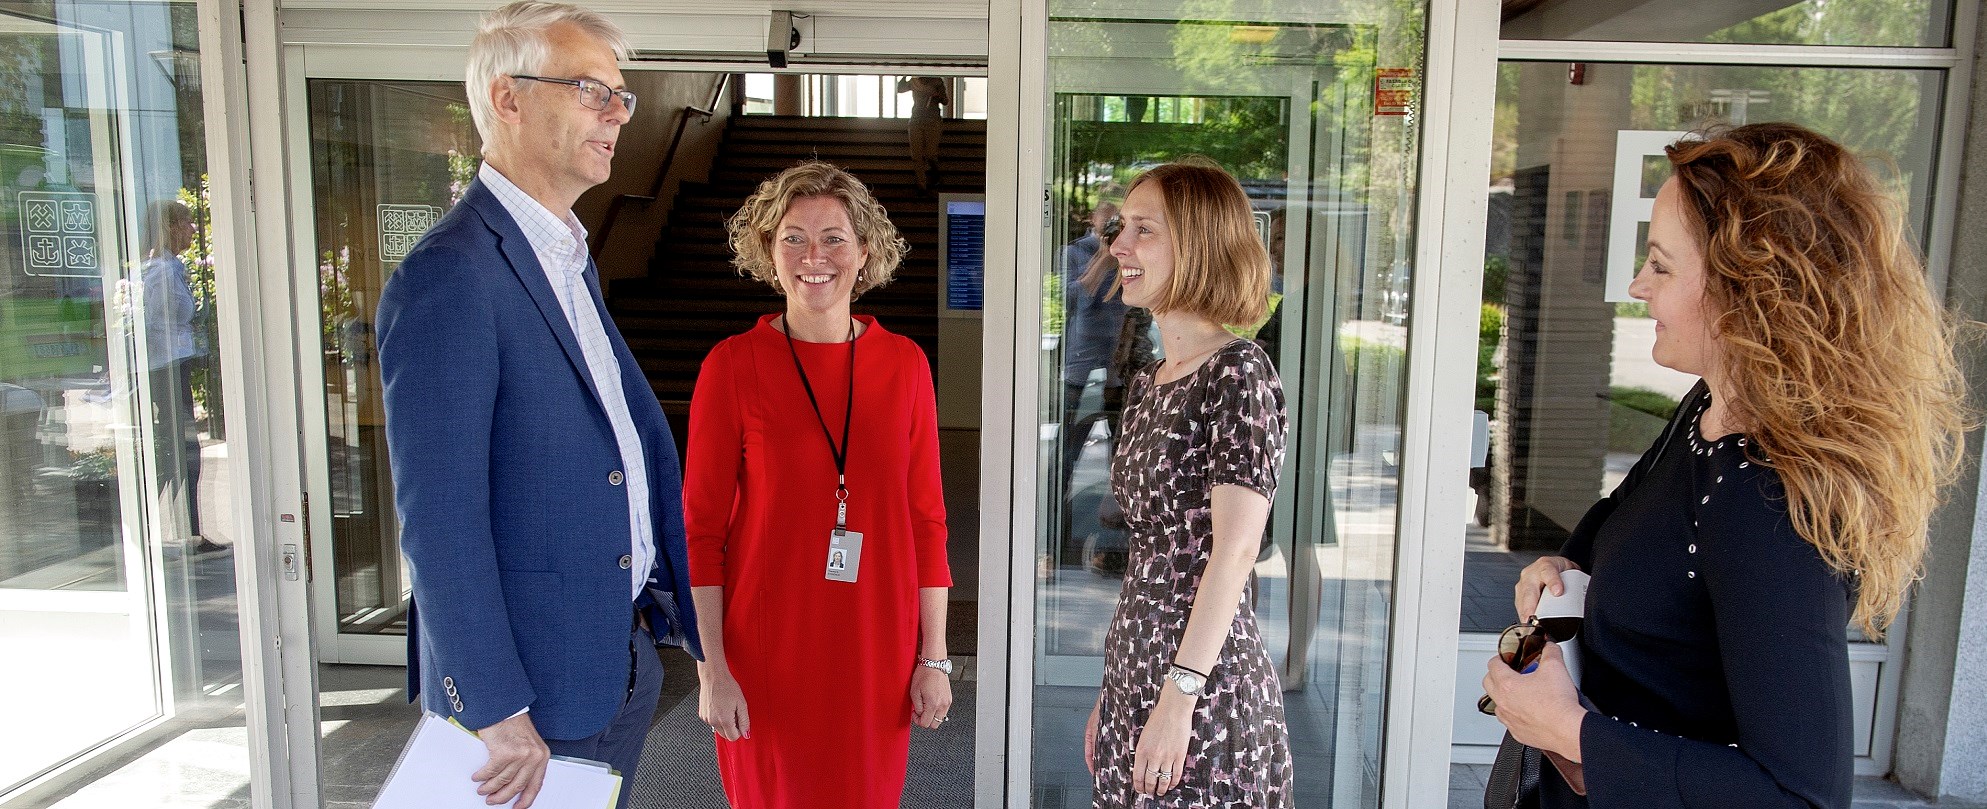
[375,3,700,807]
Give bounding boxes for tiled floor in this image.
[1448,763,1936,808]
[24,648,978,809]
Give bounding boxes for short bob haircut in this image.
[726,162,907,297]
[1125,158,1271,327]
[464,2,629,148]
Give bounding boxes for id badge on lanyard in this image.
[785,318,862,583]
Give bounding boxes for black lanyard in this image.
[782,317,856,529]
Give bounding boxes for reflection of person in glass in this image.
[896,77,950,193]
[1486,124,1968,808]
[1060,201,1128,487]
[688,161,953,808]
[374,5,702,809]
[1083,159,1292,806]
[140,199,220,554]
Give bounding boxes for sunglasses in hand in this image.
[1476,614,1580,716]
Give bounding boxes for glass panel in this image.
[1501,0,1951,48]
[307,79,479,638]
[1455,61,1940,758]
[0,0,243,802]
[1031,5,1427,806]
[738,74,991,119]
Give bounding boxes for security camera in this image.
[768,11,801,68]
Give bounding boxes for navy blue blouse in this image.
[1545,392,1854,808]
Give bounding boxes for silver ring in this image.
[1159,771,1172,779]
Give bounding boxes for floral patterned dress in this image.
[1092,340,1294,808]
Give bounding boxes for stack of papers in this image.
[373,713,622,809]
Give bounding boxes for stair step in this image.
[672,194,959,215]
[717,154,984,173]
[721,134,986,152]
[730,116,987,135]
[612,115,977,403]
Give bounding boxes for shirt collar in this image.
[478,162,589,262]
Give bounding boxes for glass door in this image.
[1026,5,1427,806]
[1,2,246,801]
[300,78,480,663]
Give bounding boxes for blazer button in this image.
[608,470,624,486]
[619,554,633,569]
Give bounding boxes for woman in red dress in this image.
[686,161,953,808]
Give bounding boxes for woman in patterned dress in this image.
[1084,158,1293,807]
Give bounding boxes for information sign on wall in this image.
[1607,130,1692,302]
[1374,68,1416,116]
[939,195,985,317]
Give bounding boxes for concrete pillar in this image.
[773,74,802,115]
[1891,4,1987,804]
[1493,61,1622,551]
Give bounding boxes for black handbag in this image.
[1481,381,1711,809]
[1484,730,1544,809]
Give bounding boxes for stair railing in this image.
[591,73,732,258]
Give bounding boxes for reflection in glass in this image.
[308,80,481,636]
[1463,62,1938,637]
[0,1,241,800]
[1502,0,1949,48]
[1032,7,1425,806]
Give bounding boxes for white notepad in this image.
[372,713,622,809]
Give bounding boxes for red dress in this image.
[685,314,951,808]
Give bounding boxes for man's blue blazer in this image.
[375,179,702,740]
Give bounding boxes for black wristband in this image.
[1170,662,1209,679]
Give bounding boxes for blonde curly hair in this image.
[1667,122,1971,638]
[726,162,906,298]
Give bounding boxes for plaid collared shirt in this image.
[480,163,654,599]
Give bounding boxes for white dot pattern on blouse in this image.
[1685,394,1740,582]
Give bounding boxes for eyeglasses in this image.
[1475,617,1561,716]
[510,75,637,115]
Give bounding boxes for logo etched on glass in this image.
[18,192,99,277]
[377,204,444,264]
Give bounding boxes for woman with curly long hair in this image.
[684,161,952,807]
[1482,122,1968,807]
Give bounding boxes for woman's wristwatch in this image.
[1165,664,1207,696]
[918,657,954,675]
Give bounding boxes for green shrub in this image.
[1482,254,1509,305]
[1477,304,1504,413]
[1609,386,1678,420]
[1043,272,1065,335]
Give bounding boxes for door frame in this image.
[1457,22,1980,777]
[258,7,1015,807]
[986,0,1495,806]
[198,0,322,805]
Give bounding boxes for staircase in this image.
[608,115,988,421]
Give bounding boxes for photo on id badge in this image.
[826,529,862,582]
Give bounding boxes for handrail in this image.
[591,72,732,258]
